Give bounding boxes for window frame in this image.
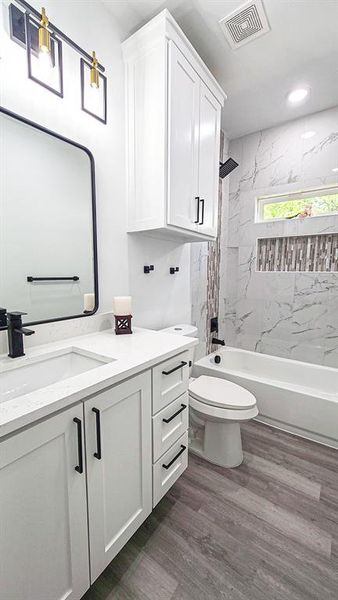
[255,185,338,223]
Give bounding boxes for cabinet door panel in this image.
[167,41,200,231]
[85,372,152,583]
[198,82,221,237]
[0,405,89,600]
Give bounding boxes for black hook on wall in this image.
[144,265,154,274]
[170,267,179,274]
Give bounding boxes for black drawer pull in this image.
[92,408,102,460]
[73,417,83,474]
[162,361,187,376]
[199,198,205,225]
[162,404,187,423]
[162,445,186,470]
[194,196,200,223]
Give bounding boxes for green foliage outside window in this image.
[263,193,338,220]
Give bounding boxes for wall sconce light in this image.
[25,9,63,97]
[9,1,107,123]
[80,53,107,124]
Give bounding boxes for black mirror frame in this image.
[0,106,99,330]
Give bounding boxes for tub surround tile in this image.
[219,106,338,367]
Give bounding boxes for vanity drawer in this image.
[152,392,189,462]
[152,351,189,414]
[153,431,188,507]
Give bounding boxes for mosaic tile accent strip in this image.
[206,131,225,353]
[257,233,338,272]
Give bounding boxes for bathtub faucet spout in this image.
[212,338,225,346]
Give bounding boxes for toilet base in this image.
[189,420,243,468]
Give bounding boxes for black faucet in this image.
[0,307,7,328]
[7,312,35,358]
[212,337,225,346]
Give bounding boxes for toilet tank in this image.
[158,324,198,373]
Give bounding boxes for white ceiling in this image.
[103,0,338,139]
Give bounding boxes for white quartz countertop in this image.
[0,327,197,439]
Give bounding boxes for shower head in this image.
[219,157,239,179]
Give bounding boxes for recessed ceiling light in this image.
[287,88,309,104]
[301,130,316,140]
[332,167,338,173]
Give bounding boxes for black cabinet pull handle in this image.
[162,445,186,470]
[162,404,187,423]
[194,196,200,223]
[162,361,187,376]
[199,199,205,225]
[92,408,102,460]
[73,417,83,474]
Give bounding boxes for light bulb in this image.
[287,88,309,104]
[301,130,316,140]
[38,49,52,73]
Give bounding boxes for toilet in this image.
[159,324,258,468]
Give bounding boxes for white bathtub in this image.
[193,347,338,448]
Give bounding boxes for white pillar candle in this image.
[113,296,132,315]
[84,293,95,312]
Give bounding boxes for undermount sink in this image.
[0,348,115,403]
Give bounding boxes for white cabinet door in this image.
[197,81,221,237]
[0,405,90,600]
[167,40,200,232]
[85,372,152,583]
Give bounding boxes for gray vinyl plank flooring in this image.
[82,421,338,600]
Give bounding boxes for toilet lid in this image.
[189,376,256,410]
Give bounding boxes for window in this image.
[256,186,338,222]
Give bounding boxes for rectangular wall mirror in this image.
[0,107,98,328]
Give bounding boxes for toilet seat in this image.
[189,375,256,410]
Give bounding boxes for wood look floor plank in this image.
[186,460,332,558]
[82,421,338,600]
[177,476,338,592]
[243,450,322,499]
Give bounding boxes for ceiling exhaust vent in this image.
[219,0,270,49]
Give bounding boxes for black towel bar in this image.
[27,276,79,282]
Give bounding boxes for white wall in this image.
[0,0,191,342]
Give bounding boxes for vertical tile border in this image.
[206,131,224,353]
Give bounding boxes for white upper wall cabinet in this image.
[123,9,226,243]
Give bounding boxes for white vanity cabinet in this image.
[0,350,191,599]
[0,404,90,600]
[84,371,152,583]
[123,9,226,242]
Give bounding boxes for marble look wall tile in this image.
[220,106,338,366]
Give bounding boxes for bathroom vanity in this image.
[0,328,196,600]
